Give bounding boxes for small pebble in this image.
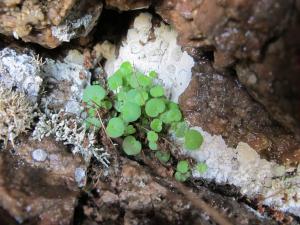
[32,149,47,162]
[75,167,86,187]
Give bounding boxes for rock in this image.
[235,15,300,140]
[105,0,151,11]
[178,126,300,216]
[0,136,86,225]
[41,49,91,115]
[80,158,278,225]
[32,110,110,167]
[0,0,102,48]
[156,0,294,69]
[74,167,87,188]
[179,62,300,165]
[0,47,43,103]
[31,148,48,162]
[0,46,91,115]
[105,13,194,102]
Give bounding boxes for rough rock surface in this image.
[179,127,300,216]
[41,49,91,115]
[105,0,151,11]
[236,16,300,140]
[179,62,300,165]
[156,0,294,69]
[79,158,280,225]
[0,0,102,48]
[0,136,86,225]
[105,13,194,102]
[0,47,43,103]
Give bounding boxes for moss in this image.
[0,85,37,147]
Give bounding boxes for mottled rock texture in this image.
[105,0,151,10]
[236,15,300,140]
[0,137,85,225]
[156,0,300,148]
[79,158,279,225]
[0,0,102,48]
[179,62,300,166]
[156,0,294,69]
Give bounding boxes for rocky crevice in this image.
[0,1,299,224]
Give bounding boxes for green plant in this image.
[195,162,208,174]
[175,160,191,182]
[82,61,205,180]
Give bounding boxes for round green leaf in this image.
[160,108,182,124]
[148,70,158,78]
[150,85,164,97]
[184,129,203,150]
[175,121,188,138]
[122,136,141,156]
[196,162,208,174]
[85,117,101,129]
[147,131,158,142]
[82,85,106,106]
[108,74,122,90]
[145,98,166,117]
[137,73,152,87]
[121,102,141,122]
[117,90,127,101]
[149,142,158,150]
[176,160,189,173]
[129,74,139,88]
[155,151,170,163]
[150,119,162,132]
[101,100,112,109]
[168,102,179,110]
[175,171,190,182]
[120,61,133,77]
[124,125,136,135]
[127,89,148,106]
[106,117,125,138]
[114,101,124,112]
[87,108,96,117]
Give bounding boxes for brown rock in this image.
[79,157,281,225]
[179,62,300,165]
[236,15,300,139]
[156,0,294,69]
[105,0,151,11]
[0,0,102,48]
[0,136,86,225]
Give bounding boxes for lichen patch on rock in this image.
[105,13,194,102]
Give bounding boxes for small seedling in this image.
[184,129,203,150]
[82,61,206,182]
[175,160,191,182]
[155,151,170,163]
[195,162,208,174]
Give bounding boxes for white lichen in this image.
[41,50,91,115]
[0,85,37,147]
[176,127,300,216]
[0,47,43,103]
[105,13,194,102]
[32,110,109,167]
[51,14,93,42]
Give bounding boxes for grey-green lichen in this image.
[32,110,110,167]
[0,85,37,147]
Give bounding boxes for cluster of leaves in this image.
[82,62,205,181]
[175,160,208,182]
